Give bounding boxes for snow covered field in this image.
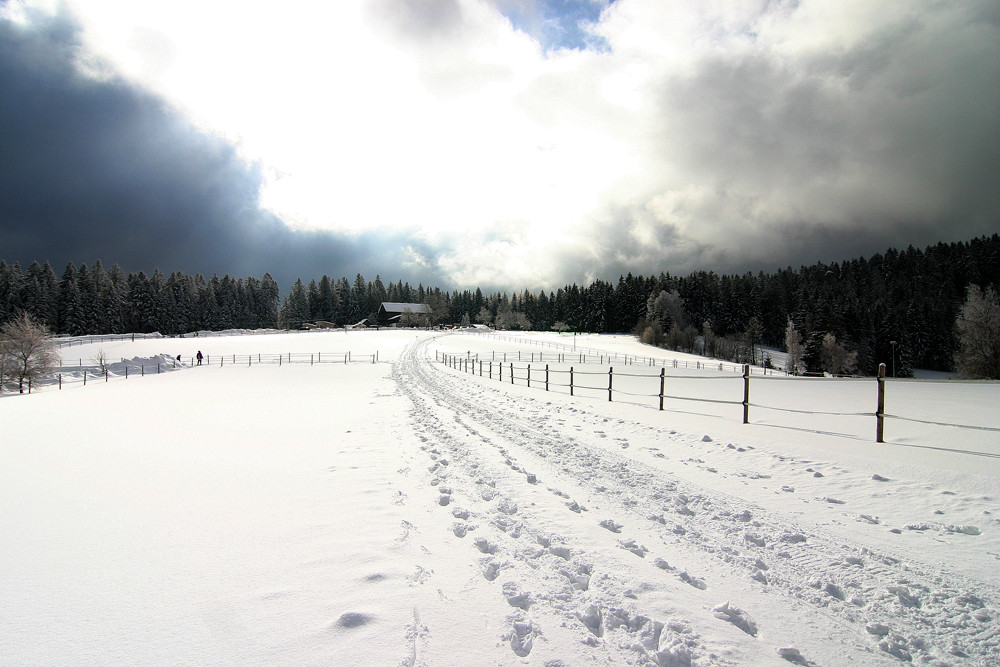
[2,329,998,666]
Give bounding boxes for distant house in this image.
[378,302,432,326]
[302,320,339,330]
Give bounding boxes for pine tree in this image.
[58,263,84,335]
[279,279,310,328]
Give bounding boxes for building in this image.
[377,302,433,326]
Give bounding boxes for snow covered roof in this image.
[378,302,432,315]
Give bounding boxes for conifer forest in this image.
[1,235,997,377]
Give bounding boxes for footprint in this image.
[679,570,707,590]
[509,621,535,657]
[474,537,497,554]
[482,559,502,581]
[502,582,532,610]
[548,545,573,561]
[577,604,604,637]
[713,602,757,636]
[599,519,623,533]
[619,539,648,557]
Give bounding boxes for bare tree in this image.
[1,313,60,393]
[92,349,111,375]
[955,285,1000,379]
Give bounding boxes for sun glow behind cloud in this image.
[46,1,631,257]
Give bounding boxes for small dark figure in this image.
[196,350,203,366]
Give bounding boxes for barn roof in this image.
[379,302,432,314]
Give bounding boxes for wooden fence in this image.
[437,354,1000,443]
[2,351,384,396]
[468,331,776,374]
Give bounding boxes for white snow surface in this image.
[2,329,999,666]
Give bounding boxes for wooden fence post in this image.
[570,367,574,396]
[742,365,750,424]
[527,364,531,387]
[876,363,886,443]
[510,363,514,384]
[659,367,665,410]
[545,364,549,391]
[608,367,613,401]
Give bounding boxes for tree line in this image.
[1,234,998,377]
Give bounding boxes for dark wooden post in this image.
[877,363,886,443]
[570,367,574,396]
[527,364,531,387]
[545,364,549,391]
[742,364,750,424]
[510,362,514,384]
[608,367,613,401]
[659,367,665,411]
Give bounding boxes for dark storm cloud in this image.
[0,10,448,290]
[639,4,1000,267]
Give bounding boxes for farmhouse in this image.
[377,302,432,326]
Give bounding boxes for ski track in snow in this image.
[392,335,1000,666]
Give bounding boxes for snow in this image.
[2,329,998,665]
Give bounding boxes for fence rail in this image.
[437,354,1000,444]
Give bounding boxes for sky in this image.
[1,0,998,292]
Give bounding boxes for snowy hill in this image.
[2,329,998,665]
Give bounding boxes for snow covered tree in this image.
[819,333,858,375]
[955,285,1000,379]
[784,321,805,375]
[1,313,60,393]
[494,309,531,331]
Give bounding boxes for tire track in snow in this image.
[397,336,1000,665]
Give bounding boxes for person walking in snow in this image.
[196,350,203,366]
